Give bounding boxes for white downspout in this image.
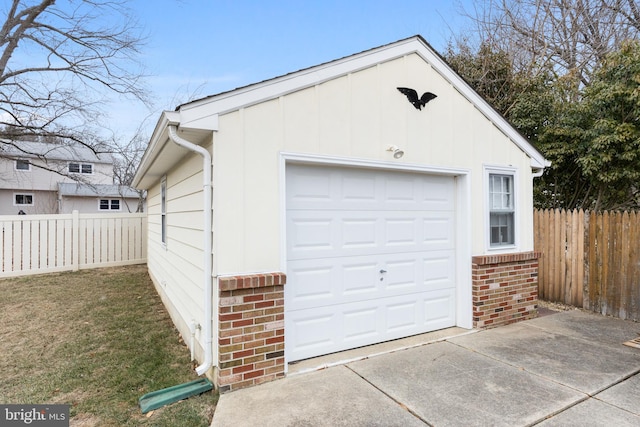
[167,125,213,376]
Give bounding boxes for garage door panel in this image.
[287,164,455,211]
[288,257,382,311]
[387,300,419,332]
[419,175,456,210]
[385,218,419,246]
[342,218,378,249]
[286,264,338,308]
[423,250,456,290]
[383,258,420,291]
[286,164,457,361]
[288,251,452,310]
[342,261,379,295]
[425,291,457,326]
[288,211,455,260]
[288,217,335,255]
[286,289,456,361]
[341,174,378,203]
[343,307,380,341]
[423,215,455,249]
[385,175,420,203]
[288,313,337,356]
[288,168,333,205]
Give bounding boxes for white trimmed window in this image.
[15,159,31,171]
[69,162,93,174]
[99,199,120,211]
[14,193,34,206]
[161,176,167,245]
[487,169,516,248]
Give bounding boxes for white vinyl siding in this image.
[160,176,167,245]
[143,148,211,366]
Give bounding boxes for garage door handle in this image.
[379,269,387,274]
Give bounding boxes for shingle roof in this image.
[58,183,140,198]
[0,140,114,163]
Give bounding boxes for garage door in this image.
[285,164,457,362]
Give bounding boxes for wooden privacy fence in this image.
[0,211,147,278]
[534,209,640,321]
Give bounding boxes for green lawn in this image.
[0,265,217,426]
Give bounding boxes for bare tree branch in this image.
[462,0,640,85]
[0,0,148,154]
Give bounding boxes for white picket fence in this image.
[0,211,147,278]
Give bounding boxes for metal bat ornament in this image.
[397,87,437,110]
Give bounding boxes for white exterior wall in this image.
[0,158,113,191]
[213,54,535,275]
[0,156,114,214]
[0,189,58,215]
[145,143,212,360]
[58,196,141,214]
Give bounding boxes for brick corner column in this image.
[217,272,286,392]
[472,251,540,328]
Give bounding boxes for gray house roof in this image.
[58,183,140,198]
[0,140,114,163]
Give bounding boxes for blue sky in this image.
[116,0,475,141]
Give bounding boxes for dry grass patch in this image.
[0,265,216,426]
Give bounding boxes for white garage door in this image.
[285,164,457,362]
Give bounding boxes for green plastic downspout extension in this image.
[138,378,213,413]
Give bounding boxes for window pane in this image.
[16,160,30,170]
[15,194,33,205]
[81,164,93,174]
[69,163,80,173]
[111,200,120,210]
[99,199,109,210]
[490,212,514,246]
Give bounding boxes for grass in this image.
[0,265,217,426]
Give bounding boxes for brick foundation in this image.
[472,251,540,328]
[217,273,286,392]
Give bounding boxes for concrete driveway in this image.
[211,310,640,426]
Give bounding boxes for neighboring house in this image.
[57,183,144,214]
[132,35,550,392]
[0,140,142,214]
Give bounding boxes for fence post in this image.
[72,210,79,271]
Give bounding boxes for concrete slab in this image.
[211,365,426,427]
[448,319,640,394]
[288,326,472,375]
[597,373,640,416]
[347,341,584,427]
[211,311,640,427]
[536,398,640,426]
[527,310,640,350]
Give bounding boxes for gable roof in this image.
[0,140,114,164]
[133,35,549,189]
[58,183,140,198]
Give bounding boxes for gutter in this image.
[167,125,213,376]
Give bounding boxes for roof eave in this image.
[132,111,216,190]
[131,111,180,189]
